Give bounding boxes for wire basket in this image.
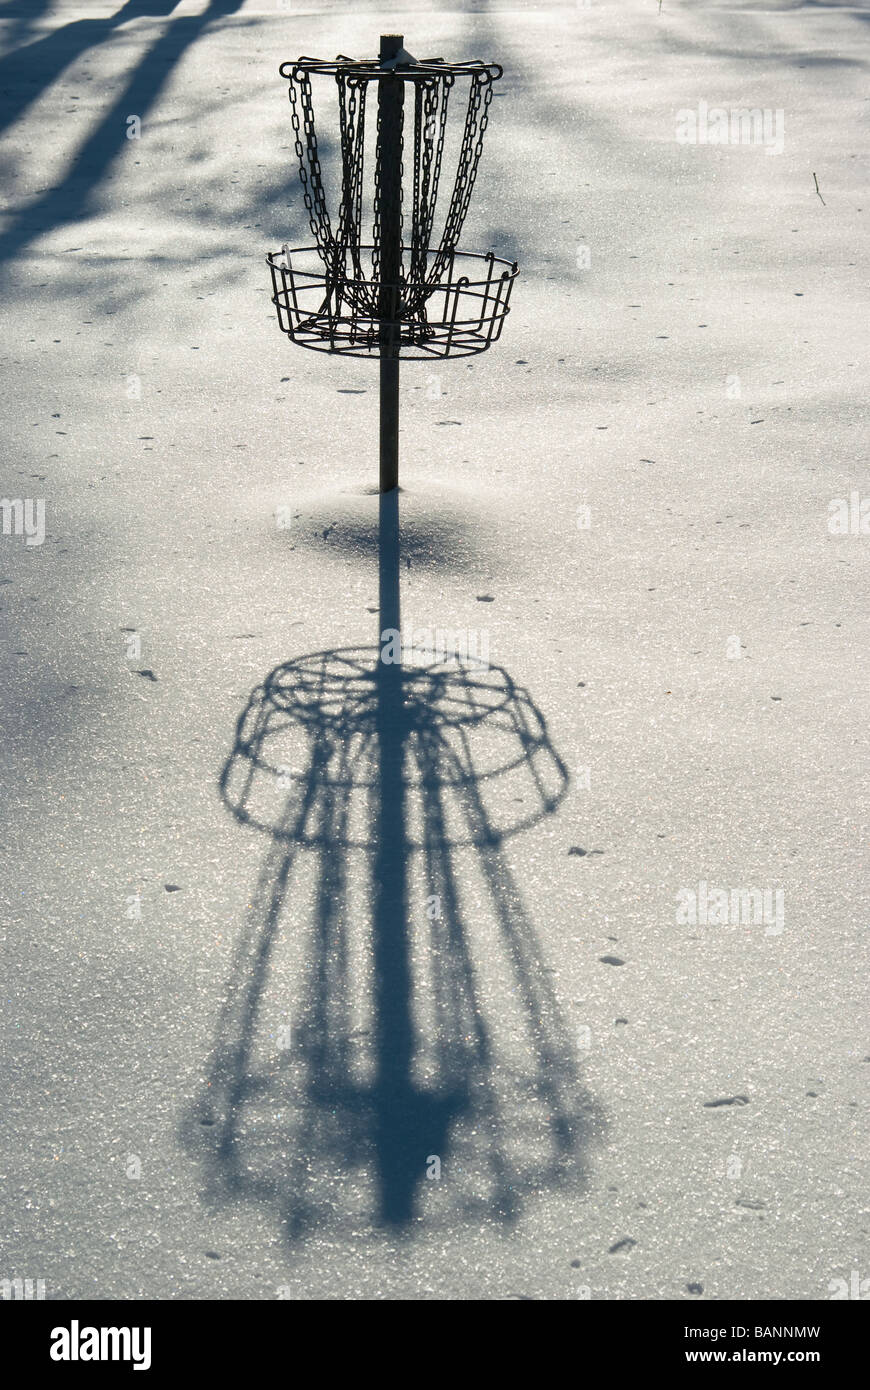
[267,244,518,359]
[268,35,517,483]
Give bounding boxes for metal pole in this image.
[377,34,404,493]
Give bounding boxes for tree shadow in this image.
[0,0,59,57]
[0,0,247,271]
[5,0,868,300]
[183,492,604,1239]
[0,0,189,140]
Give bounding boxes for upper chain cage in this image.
[267,49,519,359]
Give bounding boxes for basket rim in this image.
[267,244,519,293]
[279,57,502,83]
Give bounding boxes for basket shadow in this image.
[182,497,604,1239]
[184,647,604,1238]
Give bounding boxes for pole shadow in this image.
[184,494,603,1239]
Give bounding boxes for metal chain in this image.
[404,75,455,318]
[336,75,370,308]
[408,76,450,291]
[285,62,499,343]
[427,70,494,289]
[288,71,333,258]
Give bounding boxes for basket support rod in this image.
[378,34,404,493]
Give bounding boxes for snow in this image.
[0,0,867,1300]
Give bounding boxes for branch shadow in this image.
[0,0,247,271]
[0,0,187,140]
[182,492,604,1240]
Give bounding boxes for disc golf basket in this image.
[267,34,519,491]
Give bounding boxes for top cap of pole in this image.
[379,33,416,67]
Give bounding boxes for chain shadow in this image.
[183,495,603,1240]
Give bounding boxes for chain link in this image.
[428,71,494,288]
[288,71,333,258]
[336,75,370,313]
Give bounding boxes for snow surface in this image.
[0,0,867,1300]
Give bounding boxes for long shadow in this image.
[0,0,58,58]
[0,0,245,271]
[184,493,603,1238]
[0,0,185,139]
